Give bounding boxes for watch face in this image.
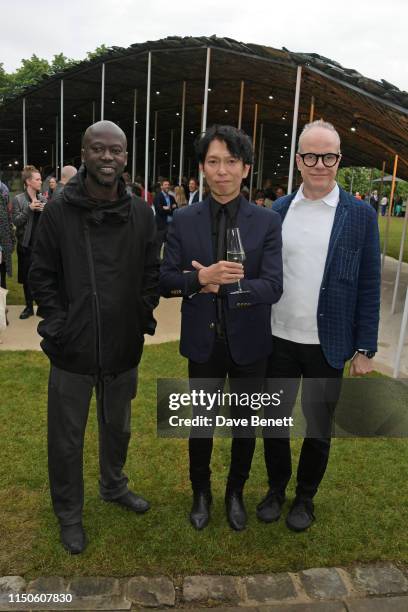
[359,350,375,359]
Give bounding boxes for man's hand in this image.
[350,353,374,376]
[200,283,220,294]
[192,259,243,286]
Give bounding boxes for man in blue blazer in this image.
[160,125,283,531]
[257,120,381,532]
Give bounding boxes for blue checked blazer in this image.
[273,187,381,369]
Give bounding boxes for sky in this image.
[2,0,408,92]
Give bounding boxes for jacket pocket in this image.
[336,247,360,283]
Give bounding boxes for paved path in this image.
[1,256,407,377]
[1,564,408,610]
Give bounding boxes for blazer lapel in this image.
[195,198,214,265]
[323,188,350,278]
[236,196,255,246]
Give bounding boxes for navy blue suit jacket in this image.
[273,187,381,369]
[160,196,283,365]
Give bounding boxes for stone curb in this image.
[0,564,407,610]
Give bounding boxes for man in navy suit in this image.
[257,120,381,532]
[154,178,177,255]
[160,125,282,531]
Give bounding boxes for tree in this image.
[86,44,109,60]
[50,53,77,74]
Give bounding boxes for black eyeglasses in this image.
[298,153,341,167]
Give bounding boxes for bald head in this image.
[61,165,77,184]
[82,121,127,150]
[81,120,128,191]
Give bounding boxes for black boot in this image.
[225,490,247,531]
[190,490,212,530]
[19,305,34,320]
[60,523,87,554]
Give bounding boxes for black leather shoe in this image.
[225,490,247,531]
[109,490,150,513]
[256,489,285,523]
[19,306,34,320]
[286,497,315,532]
[60,523,86,554]
[190,490,212,530]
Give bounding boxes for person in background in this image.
[369,190,379,213]
[12,165,47,319]
[154,178,177,255]
[253,190,266,207]
[0,186,15,291]
[44,177,57,202]
[187,177,199,205]
[380,194,388,216]
[175,185,187,207]
[51,166,78,202]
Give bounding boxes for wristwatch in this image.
[356,349,376,359]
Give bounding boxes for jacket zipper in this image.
[84,224,103,371]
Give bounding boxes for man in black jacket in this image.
[30,121,159,554]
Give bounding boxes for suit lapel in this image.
[323,188,350,278]
[195,199,214,265]
[236,196,255,246]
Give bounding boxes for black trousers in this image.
[48,365,137,525]
[17,244,33,308]
[188,339,267,494]
[263,336,343,499]
[0,262,6,289]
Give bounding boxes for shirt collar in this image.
[292,183,339,208]
[210,195,240,222]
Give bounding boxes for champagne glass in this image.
[227,227,250,294]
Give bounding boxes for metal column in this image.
[132,89,137,182]
[101,63,105,120]
[178,81,186,187]
[60,80,64,170]
[249,103,258,199]
[287,66,302,194]
[152,110,158,185]
[238,80,244,130]
[144,51,152,201]
[199,48,211,200]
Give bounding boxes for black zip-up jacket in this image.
[30,166,160,375]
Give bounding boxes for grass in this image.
[0,345,407,578]
[5,217,407,306]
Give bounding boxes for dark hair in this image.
[161,178,170,185]
[195,125,253,165]
[255,190,265,200]
[131,182,142,197]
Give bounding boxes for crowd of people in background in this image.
[0,162,406,325]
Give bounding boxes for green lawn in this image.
[0,345,407,579]
[5,217,407,306]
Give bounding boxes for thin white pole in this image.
[260,137,265,187]
[101,63,105,120]
[178,81,186,187]
[249,103,258,200]
[132,89,137,182]
[199,47,211,200]
[257,124,264,189]
[55,116,59,179]
[393,287,408,378]
[144,51,152,202]
[153,110,158,185]
[238,80,244,130]
[92,101,96,124]
[287,65,302,194]
[169,129,174,180]
[22,98,27,166]
[60,80,64,170]
[51,143,54,168]
[391,208,408,314]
